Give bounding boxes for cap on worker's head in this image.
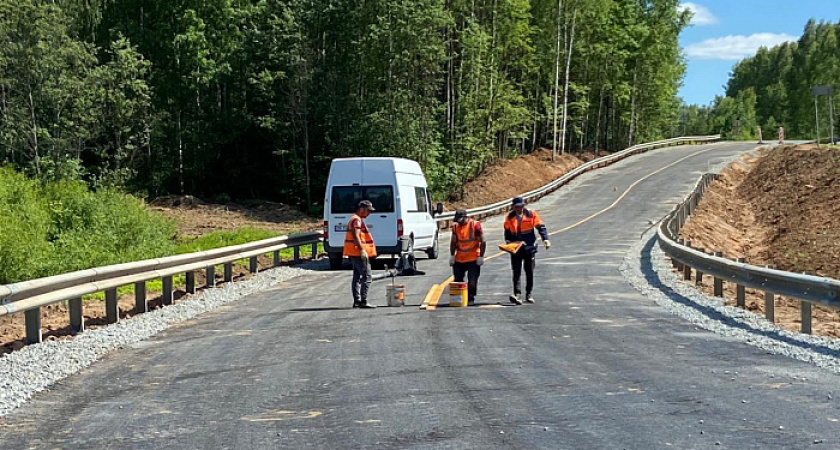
[358,199,375,211]
[454,209,468,222]
[512,196,526,207]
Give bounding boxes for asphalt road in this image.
[2,142,838,449]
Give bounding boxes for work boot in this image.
[525,294,535,304]
[509,294,523,305]
[359,302,377,309]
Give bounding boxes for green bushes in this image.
[0,168,175,284]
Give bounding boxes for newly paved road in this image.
[3,142,838,449]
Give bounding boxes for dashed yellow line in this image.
[421,144,724,310]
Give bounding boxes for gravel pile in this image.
[0,260,329,416]
[620,230,840,374]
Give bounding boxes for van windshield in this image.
[331,186,395,213]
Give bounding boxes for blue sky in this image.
[678,1,839,106]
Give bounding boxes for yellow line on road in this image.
[421,144,724,309]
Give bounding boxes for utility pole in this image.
[830,93,836,145]
[815,96,821,147]
[811,85,834,147]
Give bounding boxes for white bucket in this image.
[386,284,406,307]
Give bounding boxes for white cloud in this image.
[684,33,798,60]
[678,2,717,26]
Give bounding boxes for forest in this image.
[679,19,840,142]
[0,0,689,206]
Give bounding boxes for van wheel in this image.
[426,233,439,259]
[328,252,344,270]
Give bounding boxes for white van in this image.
[323,157,443,269]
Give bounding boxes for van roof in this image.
[330,157,423,174]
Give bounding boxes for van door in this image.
[408,186,435,249]
[328,185,398,252]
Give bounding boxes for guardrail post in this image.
[249,256,258,274]
[294,246,300,263]
[273,250,281,267]
[186,271,196,294]
[206,266,216,288]
[801,301,812,334]
[224,262,233,282]
[162,276,173,306]
[764,265,775,323]
[675,240,685,271]
[135,281,147,313]
[106,288,119,324]
[765,292,775,323]
[311,243,318,259]
[683,241,692,280]
[25,308,42,344]
[713,252,724,297]
[736,258,746,307]
[69,297,84,334]
[695,248,705,286]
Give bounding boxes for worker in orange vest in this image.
[449,209,487,305]
[343,200,377,308]
[504,197,550,305]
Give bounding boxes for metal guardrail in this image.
[0,135,719,347]
[657,173,840,334]
[0,232,322,344]
[435,135,721,226]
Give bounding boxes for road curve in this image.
[2,142,837,449]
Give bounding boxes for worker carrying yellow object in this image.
[503,197,550,305]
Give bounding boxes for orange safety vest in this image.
[504,209,543,237]
[453,219,481,263]
[343,215,377,258]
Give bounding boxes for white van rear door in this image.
[328,185,398,250]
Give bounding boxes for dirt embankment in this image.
[447,149,586,210]
[150,196,321,239]
[680,144,840,337]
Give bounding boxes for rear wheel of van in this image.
[426,233,439,259]
[328,252,344,270]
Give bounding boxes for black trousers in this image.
[510,251,535,296]
[452,261,481,303]
[349,256,372,305]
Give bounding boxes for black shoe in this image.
[353,301,361,308]
[359,302,377,309]
[509,295,523,305]
[468,299,476,306]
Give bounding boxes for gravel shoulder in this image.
[621,222,840,377]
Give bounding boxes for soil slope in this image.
[447,149,584,210]
[680,144,840,337]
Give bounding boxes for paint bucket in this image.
[386,283,406,307]
[449,282,468,307]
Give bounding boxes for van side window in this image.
[331,186,394,213]
[412,187,428,213]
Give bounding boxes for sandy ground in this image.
[678,144,840,338]
[446,149,585,210]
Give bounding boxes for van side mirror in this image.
[435,203,444,216]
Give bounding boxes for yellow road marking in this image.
[422,144,724,309]
[420,283,445,310]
